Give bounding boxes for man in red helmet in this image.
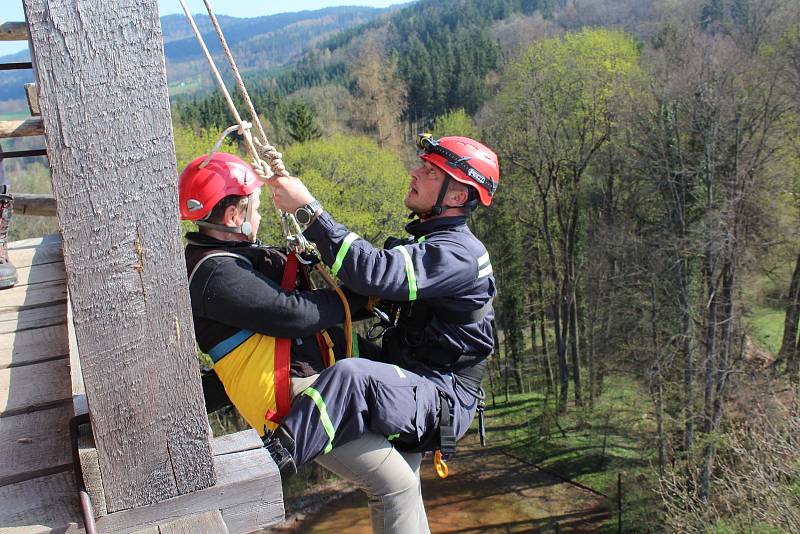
[266,135,499,532]
[178,152,368,465]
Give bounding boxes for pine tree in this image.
[286,102,321,144]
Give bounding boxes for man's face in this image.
[405,161,447,215]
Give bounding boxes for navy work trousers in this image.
[280,357,478,467]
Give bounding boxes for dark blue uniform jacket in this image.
[305,212,496,393]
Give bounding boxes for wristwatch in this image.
[294,199,322,227]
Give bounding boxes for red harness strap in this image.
[265,251,299,425]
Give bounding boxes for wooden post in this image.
[22,0,215,512]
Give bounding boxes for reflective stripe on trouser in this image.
[281,358,457,467]
[315,432,430,534]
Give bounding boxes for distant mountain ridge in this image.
[0,5,398,104]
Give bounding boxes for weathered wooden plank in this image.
[0,324,68,369]
[0,357,72,417]
[0,22,29,41]
[8,235,63,269]
[78,422,107,518]
[67,296,87,417]
[0,404,73,486]
[0,302,67,335]
[23,0,214,511]
[0,471,82,532]
[0,279,68,312]
[24,83,40,116]
[12,261,66,288]
[92,448,283,534]
[0,117,43,138]
[14,193,57,217]
[209,430,264,457]
[157,510,228,534]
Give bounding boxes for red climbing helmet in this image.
[178,152,264,221]
[416,134,500,207]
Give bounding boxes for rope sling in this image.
[178,0,352,356]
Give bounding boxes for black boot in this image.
[0,190,16,289]
[262,427,297,480]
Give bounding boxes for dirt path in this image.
[276,432,610,533]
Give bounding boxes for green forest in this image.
[6,0,800,531]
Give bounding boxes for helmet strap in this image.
[413,176,478,219]
[196,220,250,236]
[413,176,451,219]
[197,190,257,240]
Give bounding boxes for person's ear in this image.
[448,188,469,206]
[223,204,242,227]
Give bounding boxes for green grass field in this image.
[483,375,660,531]
[746,305,785,355]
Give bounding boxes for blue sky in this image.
[1,0,402,56]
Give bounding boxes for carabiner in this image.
[367,322,390,340]
[434,449,449,479]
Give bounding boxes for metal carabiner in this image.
[367,321,392,341]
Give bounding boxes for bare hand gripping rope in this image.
[178,0,352,356]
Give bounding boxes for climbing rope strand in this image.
[201,0,288,178]
[315,265,353,358]
[177,0,260,164]
[180,0,353,354]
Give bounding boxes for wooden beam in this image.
[23,0,215,511]
[8,235,64,269]
[25,83,40,116]
[0,22,29,41]
[0,302,67,335]
[93,443,283,534]
[0,117,43,138]
[12,260,65,288]
[0,404,73,486]
[0,324,69,370]
[14,193,57,217]
[155,510,228,534]
[0,356,72,417]
[0,471,82,532]
[0,279,67,312]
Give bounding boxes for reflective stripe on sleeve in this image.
[477,251,492,279]
[302,387,336,454]
[392,245,418,301]
[331,232,359,276]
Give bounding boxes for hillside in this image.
[0,5,397,106]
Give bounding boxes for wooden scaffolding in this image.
[1,2,284,532]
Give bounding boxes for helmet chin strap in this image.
[411,177,478,220]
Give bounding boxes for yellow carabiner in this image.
[434,450,449,479]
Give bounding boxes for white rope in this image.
[179,0,353,355]
[201,0,288,179]
[177,0,261,165]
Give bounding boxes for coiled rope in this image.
[178,0,352,356]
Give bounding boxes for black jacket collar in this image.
[405,216,467,238]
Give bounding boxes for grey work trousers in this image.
[290,376,430,534]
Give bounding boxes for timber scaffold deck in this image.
[1,236,284,533]
[0,235,79,532]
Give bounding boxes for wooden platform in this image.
[0,235,81,533]
[0,235,285,533]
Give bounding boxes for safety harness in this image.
[188,247,340,427]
